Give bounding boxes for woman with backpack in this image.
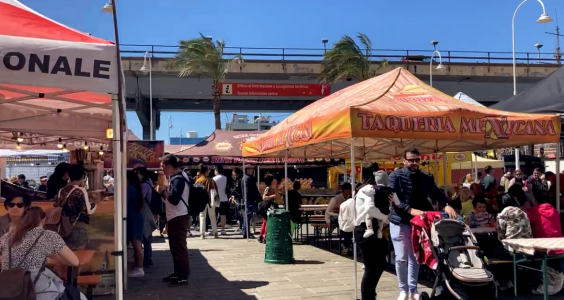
[0,206,83,300]
[134,167,159,269]
[56,164,97,251]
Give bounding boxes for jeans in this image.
[355,224,388,300]
[390,222,419,293]
[143,235,152,265]
[242,202,257,238]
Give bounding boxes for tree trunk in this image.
[211,80,222,130]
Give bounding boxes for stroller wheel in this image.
[420,292,430,300]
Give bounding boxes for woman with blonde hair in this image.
[459,187,474,217]
[462,173,475,188]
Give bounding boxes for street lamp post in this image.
[512,0,552,95]
[535,43,544,64]
[429,40,446,87]
[322,38,328,54]
[140,52,153,140]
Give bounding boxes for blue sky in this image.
[24,0,564,142]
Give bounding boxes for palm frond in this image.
[319,33,386,84]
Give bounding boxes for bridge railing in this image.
[119,44,562,65]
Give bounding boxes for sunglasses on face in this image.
[406,158,421,163]
[7,202,24,208]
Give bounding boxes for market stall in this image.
[241,67,561,299]
[0,1,125,297]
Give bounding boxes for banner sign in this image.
[1,180,47,201]
[220,83,331,97]
[103,140,165,169]
[0,36,118,94]
[179,156,344,166]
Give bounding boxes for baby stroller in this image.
[419,218,497,300]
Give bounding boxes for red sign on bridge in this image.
[220,83,331,97]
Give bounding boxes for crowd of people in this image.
[320,147,564,300]
[0,162,98,300]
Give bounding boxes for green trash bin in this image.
[264,209,294,264]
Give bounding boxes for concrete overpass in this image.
[120,46,561,139]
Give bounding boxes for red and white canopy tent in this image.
[0,1,127,297]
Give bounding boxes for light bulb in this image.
[16,143,21,150]
[57,138,63,149]
[99,146,104,156]
[62,144,69,152]
[17,133,23,143]
[84,141,89,150]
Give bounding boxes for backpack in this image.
[210,188,220,208]
[44,187,81,237]
[172,175,209,216]
[0,231,45,300]
[143,182,164,215]
[338,195,357,233]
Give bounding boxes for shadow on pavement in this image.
[108,248,268,300]
[293,259,325,265]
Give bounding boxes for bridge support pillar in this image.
[135,97,160,141]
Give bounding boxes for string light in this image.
[17,133,23,143]
[16,143,21,150]
[62,144,69,152]
[84,141,89,150]
[57,138,63,149]
[99,146,104,156]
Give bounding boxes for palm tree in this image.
[168,34,243,130]
[319,33,388,84]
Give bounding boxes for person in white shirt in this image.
[213,166,230,236]
[325,183,352,252]
[158,154,190,287]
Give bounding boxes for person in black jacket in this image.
[242,167,260,239]
[388,148,455,300]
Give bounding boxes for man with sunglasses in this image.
[388,147,456,300]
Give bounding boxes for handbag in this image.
[0,231,45,300]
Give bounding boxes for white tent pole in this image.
[257,166,260,188]
[285,150,289,210]
[557,144,561,211]
[350,139,358,300]
[111,94,124,300]
[343,163,347,184]
[243,160,249,241]
[515,147,520,172]
[121,124,128,290]
[442,154,448,193]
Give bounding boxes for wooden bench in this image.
[77,275,102,300]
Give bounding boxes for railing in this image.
[119,44,563,65]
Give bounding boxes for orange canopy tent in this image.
[242,68,561,159]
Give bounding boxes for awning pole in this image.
[556,144,561,211]
[350,139,358,300]
[442,154,448,193]
[257,166,260,188]
[515,147,520,172]
[111,93,124,300]
[343,163,347,184]
[285,150,289,210]
[243,160,248,242]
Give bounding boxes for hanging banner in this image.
[220,83,331,97]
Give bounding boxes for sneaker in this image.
[409,290,420,300]
[162,273,178,282]
[397,291,408,300]
[207,231,214,236]
[188,232,193,237]
[129,268,144,278]
[221,230,227,236]
[169,276,188,287]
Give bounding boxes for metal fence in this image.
[5,153,70,183]
[120,43,562,65]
